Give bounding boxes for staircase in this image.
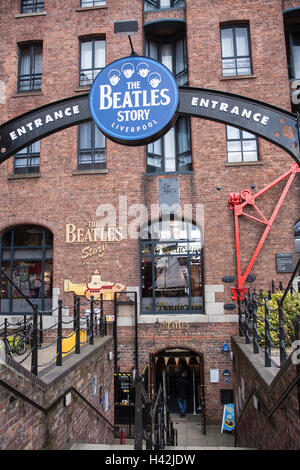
[70,419,253,450]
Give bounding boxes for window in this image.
[147,117,191,173]
[144,0,185,11]
[226,125,258,163]
[80,0,106,6]
[78,121,106,170]
[140,220,204,314]
[79,38,105,87]
[0,226,53,315]
[220,25,252,76]
[146,33,191,173]
[21,0,44,13]
[286,28,300,79]
[18,43,42,92]
[146,36,188,86]
[14,142,40,175]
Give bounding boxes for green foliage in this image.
[256,291,300,347]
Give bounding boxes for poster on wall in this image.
[99,384,103,407]
[221,403,235,433]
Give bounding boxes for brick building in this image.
[0,0,299,425]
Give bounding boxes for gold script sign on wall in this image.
[65,222,124,264]
[64,269,125,301]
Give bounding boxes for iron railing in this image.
[237,258,300,368]
[0,291,106,375]
[133,369,177,450]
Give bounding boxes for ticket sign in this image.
[89,56,179,146]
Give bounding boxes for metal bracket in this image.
[229,163,300,298]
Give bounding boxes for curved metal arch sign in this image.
[0,56,299,164]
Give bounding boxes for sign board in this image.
[89,56,179,146]
[210,369,219,383]
[276,253,294,273]
[221,403,235,433]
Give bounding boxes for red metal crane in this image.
[229,162,300,300]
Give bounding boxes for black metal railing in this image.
[237,258,300,368]
[133,369,177,450]
[0,292,106,376]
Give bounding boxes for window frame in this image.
[146,116,192,174]
[140,221,204,315]
[80,0,106,6]
[13,142,40,175]
[0,226,53,316]
[226,125,259,163]
[220,24,252,77]
[20,0,44,14]
[17,42,43,93]
[79,37,105,87]
[285,24,300,80]
[145,33,188,86]
[77,121,106,171]
[144,0,185,11]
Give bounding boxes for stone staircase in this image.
[71,419,254,450]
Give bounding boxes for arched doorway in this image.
[149,347,206,432]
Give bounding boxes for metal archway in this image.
[0,87,299,164]
[0,87,299,296]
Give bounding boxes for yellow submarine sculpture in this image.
[64,269,125,300]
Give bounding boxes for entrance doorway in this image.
[149,348,206,432]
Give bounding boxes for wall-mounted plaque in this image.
[275,253,294,273]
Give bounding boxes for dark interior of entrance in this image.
[153,348,203,415]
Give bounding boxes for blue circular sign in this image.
[89,56,179,146]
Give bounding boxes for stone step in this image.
[70,443,253,450]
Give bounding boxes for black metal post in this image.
[295,315,300,417]
[90,296,94,345]
[264,297,271,367]
[113,293,118,372]
[145,401,152,450]
[134,292,138,371]
[237,291,243,337]
[245,291,251,344]
[252,290,259,354]
[134,375,143,450]
[4,318,7,338]
[277,301,287,367]
[73,295,77,330]
[56,300,63,366]
[39,311,43,347]
[31,304,38,375]
[75,296,80,354]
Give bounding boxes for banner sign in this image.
[0,93,91,164]
[0,81,299,164]
[178,87,299,164]
[89,56,179,146]
[221,403,235,433]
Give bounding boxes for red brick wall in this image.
[0,0,299,429]
[0,336,114,450]
[232,336,300,450]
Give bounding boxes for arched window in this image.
[0,225,53,315]
[140,220,204,314]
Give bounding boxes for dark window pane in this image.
[0,226,53,315]
[21,0,44,13]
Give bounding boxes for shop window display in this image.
[140,220,203,314]
[0,226,53,315]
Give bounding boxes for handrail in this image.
[235,370,300,432]
[0,378,115,431]
[0,294,107,375]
